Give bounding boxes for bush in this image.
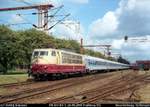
[0,64,7,74]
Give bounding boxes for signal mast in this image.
[124,35,150,43]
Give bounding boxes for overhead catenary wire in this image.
[6,22,31,27]
[0,0,56,31]
[14,0,33,6]
[16,14,38,28]
[15,7,66,16]
[46,19,82,39]
[43,5,64,28]
[47,13,70,30]
[0,0,80,34]
[13,5,65,29]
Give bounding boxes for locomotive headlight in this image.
[44,65,47,69]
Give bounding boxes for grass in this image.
[2,69,28,75]
[0,69,29,95]
[0,69,29,85]
[0,74,28,85]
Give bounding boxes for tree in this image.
[0,27,56,73]
[17,29,56,68]
[117,56,130,64]
[0,25,19,73]
[84,49,105,58]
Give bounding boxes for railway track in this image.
[48,73,149,103]
[81,75,147,103]
[0,71,121,103]
[0,81,35,88]
[45,71,137,103]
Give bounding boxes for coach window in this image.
[51,51,56,56]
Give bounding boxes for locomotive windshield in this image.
[33,51,39,57]
[33,51,48,57]
[40,51,48,56]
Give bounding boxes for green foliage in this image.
[0,25,18,73]
[84,49,104,58]
[0,25,119,73]
[117,56,130,64]
[3,69,27,75]
[0,26,55,73]
[0,73,28,85]
[55,38,80,53]
[17,29,55,66]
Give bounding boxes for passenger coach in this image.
[84,55,129,71]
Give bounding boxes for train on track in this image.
[29,48,129,80]
[131,60,150,71]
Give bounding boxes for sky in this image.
[0,0,150,63]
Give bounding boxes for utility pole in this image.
[80,38,84,54]
[0,4,54,31]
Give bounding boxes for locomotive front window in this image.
[33,51,39,57]
[40,51,48,56]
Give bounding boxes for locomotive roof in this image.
[33,48,82,56]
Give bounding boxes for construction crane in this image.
[80,38,111,57]
[0,4,54,31]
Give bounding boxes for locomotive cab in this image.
[31,49,58,65]
[30,49,59,77]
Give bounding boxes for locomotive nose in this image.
[31,64,48,73]
[34,59,38,64]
